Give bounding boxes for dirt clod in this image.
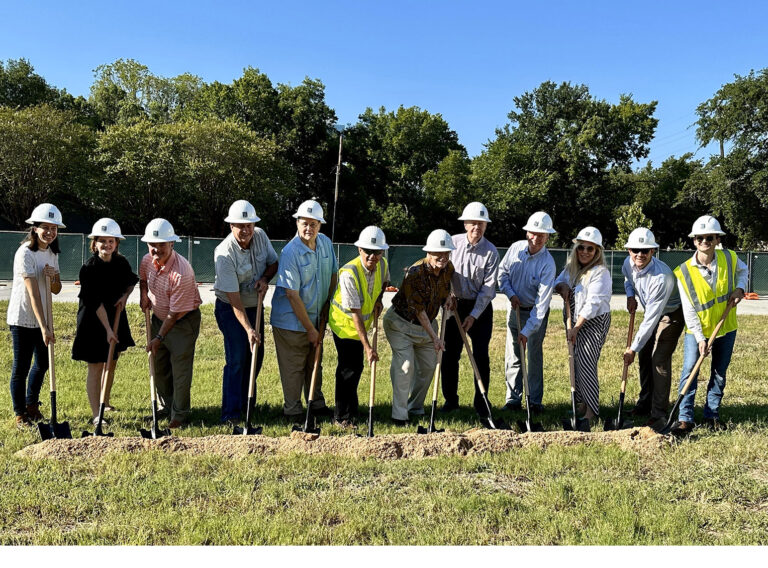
[16,426,671,461]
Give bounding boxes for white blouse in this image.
[555,264,612,320]
[6,244,59,328]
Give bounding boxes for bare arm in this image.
[416,309,443,352]
[226,291,260,350]
[23,276,54,344]
[285,289,320,345]
[95,303,118,344]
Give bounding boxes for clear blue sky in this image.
[2,0,766,166]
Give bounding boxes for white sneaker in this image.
[92,417,110,426]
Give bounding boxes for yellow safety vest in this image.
[328,256,388,340]
[674,249,738,338]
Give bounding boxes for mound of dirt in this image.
[16,426,671,461]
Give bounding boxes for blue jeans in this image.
[9,325,48,416]
[215,299,265,422]
[677,330,736,423]
[504,307,549,406]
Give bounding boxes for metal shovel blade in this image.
[417,423,444,434]
[480,415,510,430]
[517,418,544,433]
[82,427,114,438]
[603,416,633,431]
[233,424,263,435]
[139,426,171,439]
[38,420,72,441]
[562,416,591,432]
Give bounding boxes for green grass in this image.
[1,301,768,544]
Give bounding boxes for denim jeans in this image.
[215,299,264,422]
[504,307,549,406]
[9,325,48,416]
[677,330,736,423]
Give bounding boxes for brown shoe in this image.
[26,402,44,421]
[15,414,33,429]
[670,420,695,436]
[168,419,183,429]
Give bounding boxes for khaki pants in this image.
[152,309,201,423]
[383,309,437,421]
[273,327,328,416]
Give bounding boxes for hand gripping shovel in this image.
[417,308,448,434]
[514,306,544,433]
[655,301,734,436]
[83,309,121,437]
[139,309,171,439]
[38,276,72,441]
[561,298,591,432]
[366,314,380,438]
[453,309,509,430]
[604,311,636,431]
[233,295,264,435]
[292,320,327,435]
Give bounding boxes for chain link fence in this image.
[1,230,765,293]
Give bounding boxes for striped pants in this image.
[567,299,611,416]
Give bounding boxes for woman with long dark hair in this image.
[6,204,64,428]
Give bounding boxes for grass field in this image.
[1,300,768,545]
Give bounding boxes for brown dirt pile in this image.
[16,426,671,461]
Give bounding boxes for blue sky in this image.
[2,0,766,166]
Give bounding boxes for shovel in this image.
[655,301,734,436]
[83,309,121,437]
[417,308,448,434]
[233,295,264,435]
[514,306,544,433]
[561,297,591,432]
[38,276,72,441]
[604,311,636,431]
[139,309,171,439]
[366,313,380,438]
[453,309,509,430]
[292,319,327,435]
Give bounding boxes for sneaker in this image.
[92,416,110,426]
[703,418,728,431]
[168,419,183,429]
[392,418,409,427]
[15,414,33,429]
[26,402,44,421]
[439,401,460,413]
[645,417,665,430]
[333,419,358,430]
[502,401,522,412]
[670,420,695,436]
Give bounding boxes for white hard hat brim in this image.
[26,216,66,229]
[89,232,126,240]
[522,223,556,234]
[422,245,456,252]
[573,237,603,247]
[354,239,389,250]
[458,215,492,223]
[141,235,181,243]
[225,214,261,223]
[624,243,657,249]
[292,212,326,223]
[688,229,726,237]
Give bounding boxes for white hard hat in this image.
[89,218,125,240]
[224,200,261,224]
[522,211,556,234]
[423,229,456,252]
[141,218,181,243]
[573,226,603,248]
[292,199,326,223]
[26,203,66,228]
[354,226,389,250]
[688,215,725,237]
[458,202,491,223]
[624,227,658,249]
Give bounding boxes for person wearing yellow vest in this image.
[328,226,390,427]
[671,215,747,434]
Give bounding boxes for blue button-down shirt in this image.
[497,240,556,337]
[450,234,499,319]
[622,256,680,352]
[270,233,338,331]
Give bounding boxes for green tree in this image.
[472,81,658,244]
[692,69,768,248]
[0,105,95,227]
[613,202,652,249]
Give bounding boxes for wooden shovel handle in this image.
[453,308,487,395]
[429,308,449,402]
[246,294,263,399]
[619,311,636,391]
[564,298,577,391]
[98,309,122,404]
[368,316,379,408]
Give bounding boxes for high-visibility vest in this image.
[674,249,738,338]
[328,256,388,340]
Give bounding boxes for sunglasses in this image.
[362,248,384,257]
[695,235,715,243]
[629,248,650,254]
[576,244,595,253]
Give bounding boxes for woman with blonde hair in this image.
[554,227,612,420]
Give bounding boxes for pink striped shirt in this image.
[140,251,202,320]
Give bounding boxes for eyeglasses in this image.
[695,235,715,243]
[362,249,384,257]
[576,244,595,253]
[629,248,650,254]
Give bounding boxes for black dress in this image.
[72,253,139,363]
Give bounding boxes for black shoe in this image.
[630,405,650,417]
[440,401,459,413]
[703,418,728,431]
[312,406,333,418]
[502,401,522,412]
[392,418,409,427]
[529,403,544,416]
[670,420,695,436]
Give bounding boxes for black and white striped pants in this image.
[567,298,611,416]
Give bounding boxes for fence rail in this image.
[1,231,766,294]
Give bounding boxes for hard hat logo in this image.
[639,237,644,243]
[440,240,445,246]
[480,211,485,217]
[48,212,54,218]
[242,212,247,218]
[153,230,159,237]
[370,237,376,244]
[102,226,107,231]
[534,221,539,227]
[307,207,313,213]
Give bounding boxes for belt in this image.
[519,305,533,311]
[393,308,422,326]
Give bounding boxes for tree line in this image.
[1,58,766,249]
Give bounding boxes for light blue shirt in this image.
[450,234,499,319]
[622,256,680,352]
[497,240,556,337]
[270,233,338,332]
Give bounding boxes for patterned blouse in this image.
[391,258,454,323]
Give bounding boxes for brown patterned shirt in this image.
[392,258,454,323]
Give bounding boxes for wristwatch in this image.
[154,333,165,342]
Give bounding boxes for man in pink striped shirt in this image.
[139,218,202,429]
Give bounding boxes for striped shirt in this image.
[450,234,499,319]
[140,251,202,320]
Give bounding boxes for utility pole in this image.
[330,132,343,243]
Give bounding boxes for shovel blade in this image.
[604,417,633,431]
[139,426,172,439]
[39,420,72,440]
[233,424,263,435]
[416,424,444,434]
[292,423,320,434]
[517,419,544,433]
[480,415,510,430]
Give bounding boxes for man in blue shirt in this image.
[271,200,338,419]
